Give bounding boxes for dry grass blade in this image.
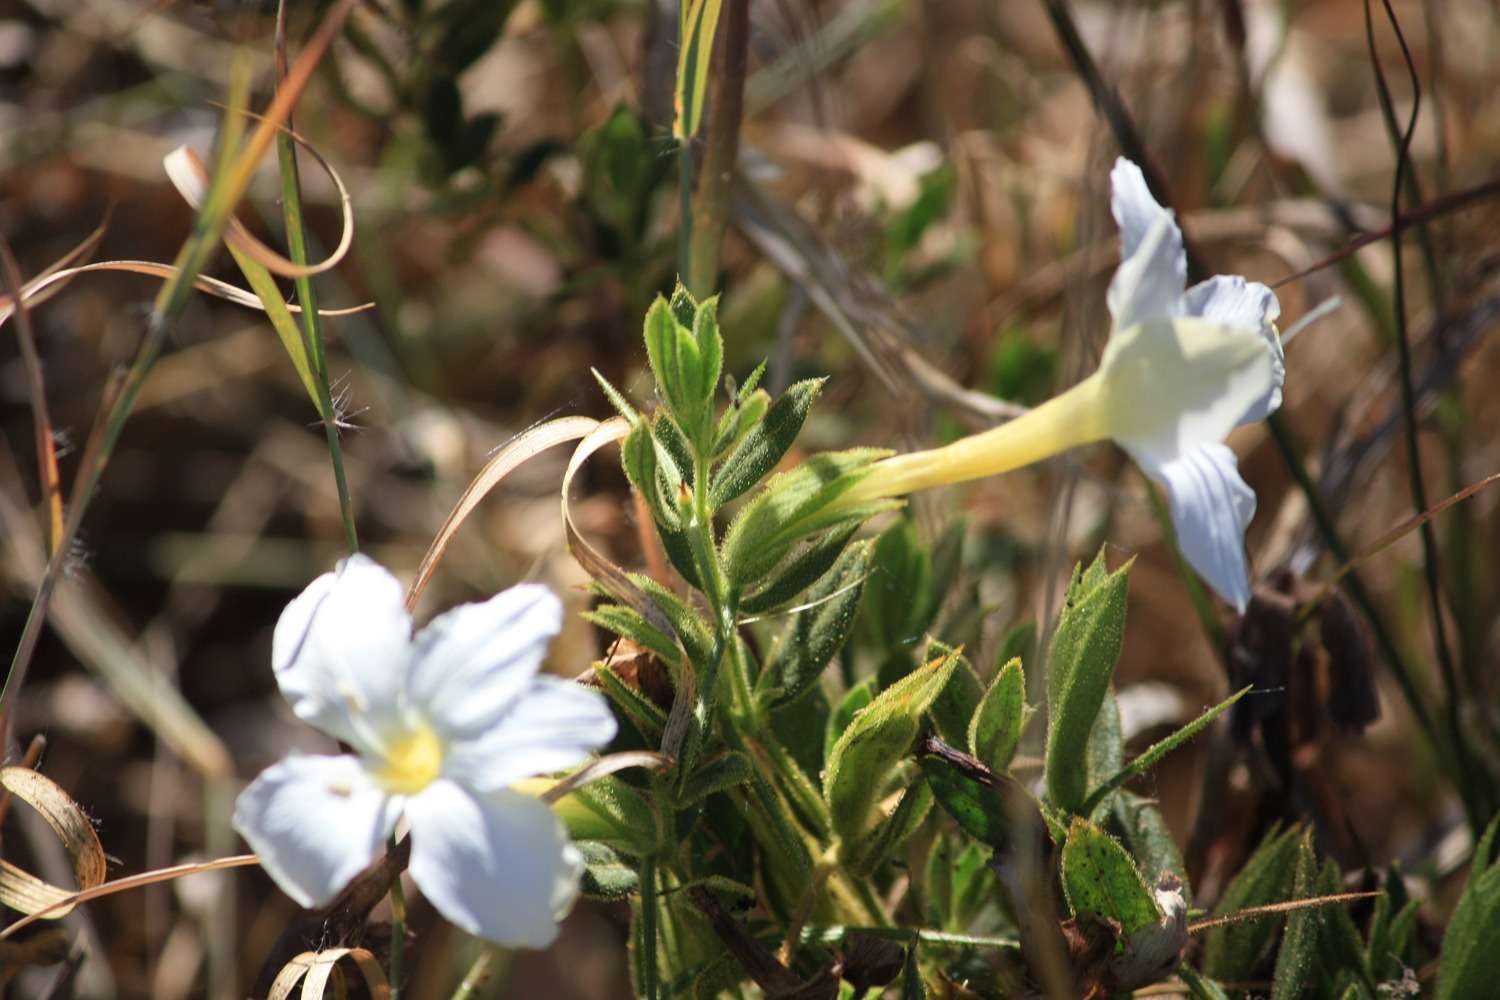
[0,259,372,329]
[0,217,107,319]
[163,130,353,278]
[1313,472,1500,606]
[562,417,679,640]
[0,240,64,552]
[1187,891,1380,934]
[267,948,390,1000]
[0,767,107,920]
[541,751,672,804]
[406,415,602,611]
[729,177,1025,427]
[0,855,260,941]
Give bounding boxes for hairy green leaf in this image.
[1202,824,1303,980]
[760,540,873,707]
[579,841,640,900]
[862,518,935,653]
[1272,832,1321,999]
[722,448,894,587]
[1061,817,1159,935]
[677,750,755,807]
[709,378,825,508]
[825,651,959,842]
[968,656,1028,774]
[741,520,861,615]
[1438,814,1500,999]
[1044,550,1132,814]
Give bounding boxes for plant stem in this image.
[639,855,660,1000]
[388,834,407,1000]
[450,945,508,1000]
[276,2,359,554]
[685,0,749,300]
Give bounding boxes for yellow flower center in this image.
[376,724,444,794]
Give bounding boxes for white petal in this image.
[232,754,400,908]
[1107,159,1186,330]
[273,554,414,748]
[1134,444,1257,611]
[444,676,617,791]
[406,782,583,949]
[408,584,563,736]
[1100,317,1277,467]
[1181,275,1285,423]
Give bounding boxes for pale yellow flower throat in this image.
[376,723,445,794]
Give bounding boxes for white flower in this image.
[232,554,617,948]
[1101,159,1282,610]
[839,157,1283,610]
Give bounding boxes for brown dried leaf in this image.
[0,767,106,920]
[267,947,389,1000]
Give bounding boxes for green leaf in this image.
[968,656,1028,774]
[951,841,997,928]
[862,518,935,653]
[1315,859,1369,988]
[593,367,641,425]
[1110,792,1186,893]
[759,540,873,707]
[584,604,680,666]
[1437,814,1500,999]
[1060,817,1160,935]
[551,775,661,857]
[722,449,894,587]
[827,680,874,764]
[673,0,725,140]
[641,293,709,439]
[632,574,714,667]
[918,751,1024,851]
[1272,832,1321,999]
[997,619,1037,669]
[924,830,956,927]
[677,750,755,806]
[691,295,723,420]
[709,378,825,508]
[593,662,669,743]
[711,384,769,460]
[850,780,932,876]
[741,520,860,614]
[1084,688,1123,818]
[1177,965,1233,1000]
[1082,686,1252,816]
[621,421,681,532]
[769,670,829,781]
[1044,550,1132,815]
[825,651,959,842]
[578,840,640,900]
[1202,824,1304,980]
[580,105,663,240]
[928,649,983,749]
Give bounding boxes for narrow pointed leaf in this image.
[968,656,1027,773]
[1044,551,1132,814]
[825,650,959,842]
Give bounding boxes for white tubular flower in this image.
[232,555,617,949]
[839,157,1283,610]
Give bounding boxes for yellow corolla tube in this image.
[839,158,1285,611]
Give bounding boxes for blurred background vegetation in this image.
[2,0,1500,995]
